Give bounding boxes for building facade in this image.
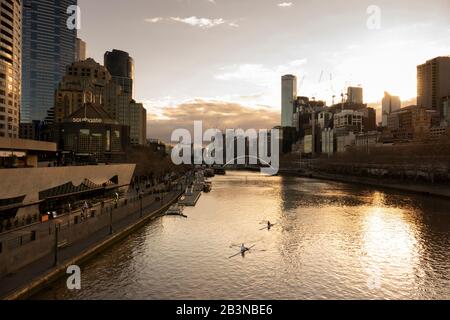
[104,49,134,97]
[116,100,146,145]
[52,103,130,163]
[281,75,297,127]
[387,105,438,141]
[417,56,450,115]
[347,87,364,104]
[21,0,77,123]
[75,38,86,62]
[53,58,118,123]
[334,110,363,133]
[382,91,401,127]
[53,58,146,145]
[0,0,21,139]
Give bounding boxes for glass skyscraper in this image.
[21,0,77,123]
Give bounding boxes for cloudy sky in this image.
[78,0,450,141]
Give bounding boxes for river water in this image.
[35,172,450,300]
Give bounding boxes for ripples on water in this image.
[36,172,450,300]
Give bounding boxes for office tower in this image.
[75,38,87,62]
[104,49,134,98]
[281,75,297,127]
[382,91,401,127]
[53,58,147,145]
[347,87,364,104]
[21,0,77,123]
[0,0,22,138]
[117,101,147,145]
[417,56,450,115]
[53,59,118,123]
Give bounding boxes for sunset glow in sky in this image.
[78,0,450,140]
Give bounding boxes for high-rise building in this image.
[53,58,146,145]
[53,59,120,123]
[21,0,77,123]
[417,56,450,115]
[118,101,146,145]
[0,0,22,138]
[75,38,87,62]
[281,75,297,127]
[104,49,134,98]
[382,91,401,127]
[347,87,364,104]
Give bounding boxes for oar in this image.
[228,252,242,259]
[228,245,256,259]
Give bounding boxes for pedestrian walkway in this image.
[0,189,182,299]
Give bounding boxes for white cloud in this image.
[289,59,308,67]
[214,59,308,107]
[215,64,272,82]
[215,60,307,84]
[145,17,164,23]
[278,2,293,7]
[145,16,238,29]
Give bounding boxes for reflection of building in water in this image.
[51,103,129,163]
[278,176,305,213]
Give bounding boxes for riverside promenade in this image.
[0,178,189,300]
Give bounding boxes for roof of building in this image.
[0,138,56,153]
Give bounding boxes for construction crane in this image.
[330,73,336,105]
[298,76,306,92]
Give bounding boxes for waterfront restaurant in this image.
[51,103,130,163]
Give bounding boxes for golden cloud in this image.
[147,100,280,143]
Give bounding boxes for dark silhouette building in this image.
[51,103,130,163]
[104,49,134,97]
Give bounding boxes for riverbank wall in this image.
[277,168,450,200]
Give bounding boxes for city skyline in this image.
[1,0,450,305]
[78,0,450,140]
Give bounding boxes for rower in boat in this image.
[229,244,255,259]
[240,243,249,254]
[260,221,276,231]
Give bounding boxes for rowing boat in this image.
[228,244,256,259]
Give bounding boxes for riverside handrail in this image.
[0,183,132,237]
